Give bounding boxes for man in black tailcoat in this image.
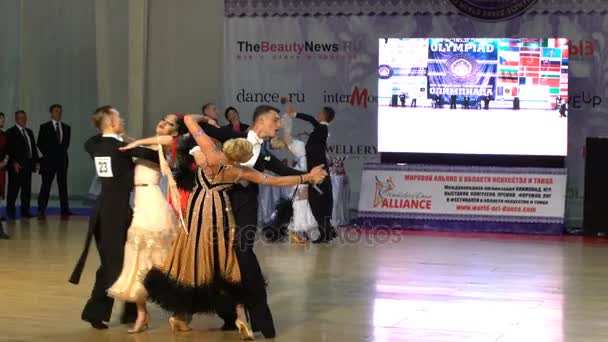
[287,105,337,243]
[69,106,159,329]
[192,105,326,339]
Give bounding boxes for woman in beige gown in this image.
[106,152,179,333]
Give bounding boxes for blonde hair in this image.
[223,138,253,163]
[91,105,117,130]
[270,137,286,150]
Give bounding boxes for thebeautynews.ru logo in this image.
[235,40,364,61]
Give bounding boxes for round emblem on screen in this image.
[445,55,478,83]
[448,0,538,21]
[450,59,473,77]
[378,64,393,79]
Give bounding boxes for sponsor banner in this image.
[224,15,607,222]
[358,164,566,223]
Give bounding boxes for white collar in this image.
[247,130,264,145]
[16,124,26,131]
[52,119,61,125]
[102,133,124,142]
[320,121,329,126]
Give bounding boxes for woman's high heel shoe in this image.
[169,316,192,333]
[127,313,150,334]
[235,318,255,340]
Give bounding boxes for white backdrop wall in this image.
[0,1,224,201]
[224,10,608,226]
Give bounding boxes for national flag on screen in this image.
[499,56,519,66]
[543,38,570,48]
[522,38,541,46]
[542,48,562,59]
[521,77,540,85]
[498,86,518,97]
[541,60,561,73]
[499,67,518,76]
[541,68,561,74]
[540,78,561,87]
[498,39,520,51]
[498,45,519,52]
[521,46,541,52]
[520,56,539,67]
[499,76,518,83]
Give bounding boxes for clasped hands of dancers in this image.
[69,104,329,339]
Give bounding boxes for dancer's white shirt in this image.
[102,133,123,142]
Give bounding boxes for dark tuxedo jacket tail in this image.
[69,134,158,323]
[295,113,335,238]
[37,120,71,213]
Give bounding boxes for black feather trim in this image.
[143,267,246,315]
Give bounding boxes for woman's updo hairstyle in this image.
[223,138,253,164]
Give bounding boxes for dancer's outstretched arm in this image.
[294,112,321,128]
[230,164,326,187]
[119,135,175,150]
[121,143,159,163]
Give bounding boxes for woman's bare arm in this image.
[184,115,222,166]
[119,135,175,150]
[235,165,326,187]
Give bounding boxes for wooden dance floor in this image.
[3,217,608,341]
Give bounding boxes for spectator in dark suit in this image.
[37,104,72,219]
[0,112,8,238]
[6,110,38,219]
[224,106,249,133]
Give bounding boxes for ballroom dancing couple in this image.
[70,105,327,339]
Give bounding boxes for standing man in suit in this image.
[287,105,337,243]
[6,110,38,219]
[193,105,322,338]
[450,95,457,109]
[37,104,71,219]
[69,105,159,329]
[0,112,8,238]
[484,95,491,110]
[224,106,249,133]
